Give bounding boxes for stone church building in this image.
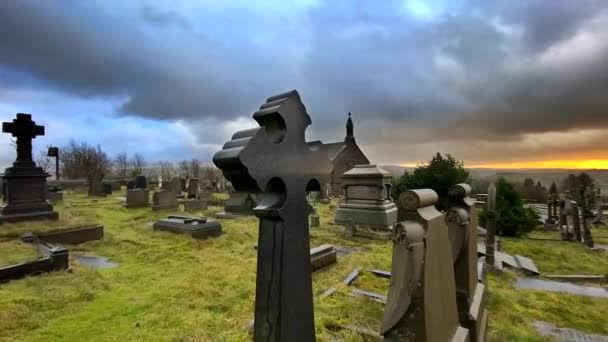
[309,113,370,196]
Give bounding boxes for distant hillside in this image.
[379,165,608,188]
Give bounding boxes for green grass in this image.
[0,192,607,341]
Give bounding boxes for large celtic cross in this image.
[214,90,332,341]
[2,113,45,167]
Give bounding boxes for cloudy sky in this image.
[1,0,608,169]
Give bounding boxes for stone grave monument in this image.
[580,188,594,248]
[382,189,468,341]
[184,178,203,211]
[213,90,332,341]
[0,113,58,223]
[151,189,178,211]
[186,178,199,198]
[124,176,149,208]
[153,215,222,239]
[334,164,397,238]
[445,183,488,342]
[88,168,105,197]
[569,200,583,243]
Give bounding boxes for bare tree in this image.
[60,139,111,179]
[159,161,175,181]
[129,153,146,177]
[114,152,129,179]
[189,159,201,179]
[178,160,189,179]
[35,145,52,173]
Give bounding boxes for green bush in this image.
[480,177,539,237]
[392,152,470,211]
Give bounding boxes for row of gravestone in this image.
[543,191,596,248]
[211,90,489,341]
[123,175,211,212]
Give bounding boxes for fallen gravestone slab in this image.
[351,288,387,304]
[0,241,69,282]
[515,278,608,298]
[21,225,104,245]
[370,269,391,279]
[477,242,540,275]
[153,216,222,239]
[343,268,361,285]
[319,286,337,299]
[310,244,337,272]
[533,321,608,342]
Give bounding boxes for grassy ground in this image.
[0,191,607,341]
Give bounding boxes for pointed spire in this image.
[346,112,354,142]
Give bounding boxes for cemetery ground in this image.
[0,192,607,342]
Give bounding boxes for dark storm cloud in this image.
[0,1,274,121]
[140,5,191,29]
[1,0,608,154]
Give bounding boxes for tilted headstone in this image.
[0,113,58,223]
[213,90,332,341]
[334,164,398,232]
[570,201,583,243]
[88,168,105,197]
[382,189,469,341]
[152,190,178,211]
[445,183,488,342]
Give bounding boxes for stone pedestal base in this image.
[0,210,58,224]
[0,166,58,224]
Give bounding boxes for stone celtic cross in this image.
[213,90,332,341]
[2,113,45,167]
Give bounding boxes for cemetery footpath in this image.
[0,189,606,341]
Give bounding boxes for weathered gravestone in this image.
[124,176,149,208]
[88,169,105,197]
[382,189,469,341]
[0,113,58,223]
[134,175,147,190]
[580,188,594,248]
[47,185,64,203]
[186,178,199,199]
[569,200,583,243]
[334,164,397,238]
[152,189,178,211]
[170,176,183,193]
[445,183,488,342]
[213,90,332,341]
[102,182,113,195]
